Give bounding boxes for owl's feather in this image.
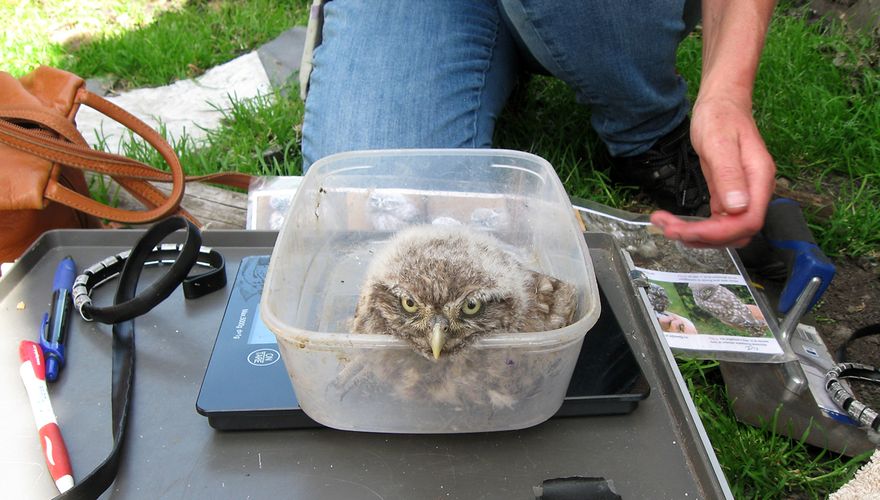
[689,283,767,337]
[352,225,577,357]
[646,283,670,313]
[342,224,580,409]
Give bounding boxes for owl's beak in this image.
[430,318,448,359]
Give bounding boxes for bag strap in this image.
[57,217,203,500]
[77,90,254,191]
[0,88,253,225]
[0,89,185,223]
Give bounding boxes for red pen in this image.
[19,340,74,493]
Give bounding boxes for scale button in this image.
[247,348,281,366]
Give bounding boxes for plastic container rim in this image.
[260,148,601,351]
[307,148,557,174]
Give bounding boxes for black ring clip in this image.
[825,362,880,432]
[72,217,226,323]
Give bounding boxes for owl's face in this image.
[690,283,721,302]
[365,279,516,359]
[353,226,529,360]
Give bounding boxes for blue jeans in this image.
[302,0,700,170]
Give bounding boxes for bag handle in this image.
[0,88,253,225]
[76,90,254,191]
[0,90,185,223]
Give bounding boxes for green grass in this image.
[62,0,310,89]
[757,14,879,180]
[1,0,164,77]
[814,173,880,257]
[116,89,304,177]
[680,360,872,498]
[1,0,310,88]
[3,1,878,497]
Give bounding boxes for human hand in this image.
[650,97,775,248]
[657,312,697,334]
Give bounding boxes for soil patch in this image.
[815,257,880,407]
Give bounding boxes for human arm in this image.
[651,0,777,248]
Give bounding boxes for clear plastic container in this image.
[261,149,600,433]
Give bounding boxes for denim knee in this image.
[500,0,698,156]
[301,0,521,170]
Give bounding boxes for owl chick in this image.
[352,224,578,359]
[688,283,767,337]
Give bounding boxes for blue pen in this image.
[40,256,76,382]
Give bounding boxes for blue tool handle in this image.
[763,198,835,313]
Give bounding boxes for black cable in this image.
[72,219,226,322]
[57,216,224,500]
[836,323,880,364]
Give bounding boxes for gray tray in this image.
[1,229,731,499]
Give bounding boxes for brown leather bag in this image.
[0,66,252,263]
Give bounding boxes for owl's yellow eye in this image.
[401,296,419,313]
[462,298,481,316]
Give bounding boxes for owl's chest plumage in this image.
[343,224,581,408]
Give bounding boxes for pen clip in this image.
[39,312,65,379]
[39,312,50,349]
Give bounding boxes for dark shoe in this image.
[609,118,710,217]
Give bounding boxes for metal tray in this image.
[0,229,731,499]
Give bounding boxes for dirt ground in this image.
[767,171,880,408]
[815,258,880,357]
[813,257,880,406]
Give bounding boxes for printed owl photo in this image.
[336,224,581,411]
[687,283,769,337]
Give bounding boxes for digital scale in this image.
[197,255,651,430]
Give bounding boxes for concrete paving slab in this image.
[75,27,306,153]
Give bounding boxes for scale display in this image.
[197,255,318,429]
[197,255,650,430]
[247,307,276,345]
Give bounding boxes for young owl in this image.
[340,224,580,413]
[351,224,578,359]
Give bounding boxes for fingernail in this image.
[725,191,749,210]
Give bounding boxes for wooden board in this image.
[88,174,248,229]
